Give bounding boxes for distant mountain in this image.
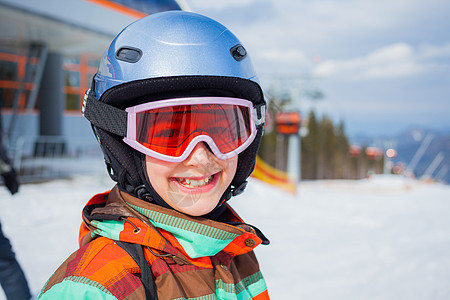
[350,127,450,184]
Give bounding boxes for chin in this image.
[170,196,220,217]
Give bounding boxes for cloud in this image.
[418,43,450,59]
[188,0,450,136]
[312,43,450,81]
[256,48,311,67]
[188,0,275,25]
[191,0,450,81]
[188,0,258,10]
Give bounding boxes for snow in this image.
[1,173,450,299]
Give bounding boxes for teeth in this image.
[177,176,213,188]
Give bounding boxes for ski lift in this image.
[275,111,301,135]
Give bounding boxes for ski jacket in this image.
[38,186,270,300]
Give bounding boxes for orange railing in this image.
[251,155,297,194]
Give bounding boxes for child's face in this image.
[145,142,238,216]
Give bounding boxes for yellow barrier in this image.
[251,155,297,194]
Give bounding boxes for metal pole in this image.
[287,134,300,183]
[421,152,445,179]
[407,133,434,174]
[25,44,48,114]
[435,165,448,182]
[7,43,48,143]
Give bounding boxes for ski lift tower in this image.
[275,111,301,183]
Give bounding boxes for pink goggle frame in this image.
[123,97,257,162]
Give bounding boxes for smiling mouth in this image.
[175,174,215,188]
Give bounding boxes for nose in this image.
[183,142,215,167]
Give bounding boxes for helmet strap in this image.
[136,153,174,210]
[231,181,248,197]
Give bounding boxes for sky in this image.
[186,0,450,138]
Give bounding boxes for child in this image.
[38,11,269,300]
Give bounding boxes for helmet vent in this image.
[230,44,247,61]
[116,47,143,63]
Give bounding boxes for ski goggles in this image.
[123,97,258,162]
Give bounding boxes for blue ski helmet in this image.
[84,11,266,211]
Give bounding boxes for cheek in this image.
[222,156,238,183]
[145,156,173,194]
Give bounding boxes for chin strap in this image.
[232,181,248,196]
[134,184,153,202]
[222,181,248,203]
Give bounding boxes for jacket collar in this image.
[80,186,263,264]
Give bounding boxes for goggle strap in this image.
[83,90,264,138]
[83,89,128,137]
[253,104,266,127]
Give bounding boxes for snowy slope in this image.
[0,174,449,299]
